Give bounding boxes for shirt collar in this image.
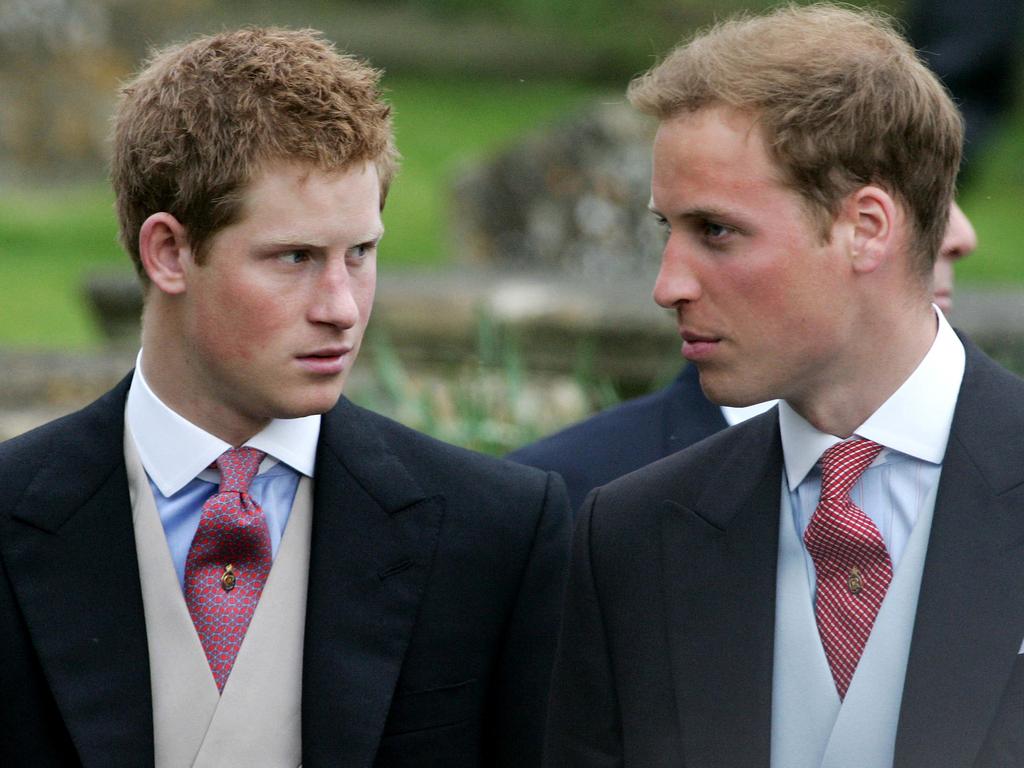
[125,350,321,497]
[721,399,779,426]
[779,305,965,491]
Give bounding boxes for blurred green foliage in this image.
[354,313,620,455]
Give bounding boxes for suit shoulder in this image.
[0,417,65,495]
[0,384,127,512]
[0,395,114,471]
[596,408,778,507]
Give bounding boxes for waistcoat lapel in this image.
[126,432,218,767]
[129,430,312,768]
[819,478,937,768]
[194,476,311,767]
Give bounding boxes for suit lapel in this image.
[895,341,1024,767]
[302,399,444,767]
[0,378,154,767]
[661,412,781,767]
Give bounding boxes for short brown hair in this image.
[628,3,963,274]
[112,27,399,283]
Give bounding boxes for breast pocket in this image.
[381,678,478,737]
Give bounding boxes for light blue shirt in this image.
[779,307,965,597]
[125,352,321,588]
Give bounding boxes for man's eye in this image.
[703,222,731,240]
[351,241,378,261]
[280,250,310,264]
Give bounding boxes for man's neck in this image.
[139,314,268,447]
[787,303,939,437]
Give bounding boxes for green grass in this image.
[0,186,123,347]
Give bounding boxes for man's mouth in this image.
[680,331,721,361]
[296,347,352,374]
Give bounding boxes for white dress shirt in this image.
[125,351,321,587]
[779,307,965,595]
[721,399,779,426]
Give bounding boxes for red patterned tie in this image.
[803,438,890,700]
[184,447,272,692]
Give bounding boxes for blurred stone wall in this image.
[451,101,662,282]
[0,0,206,183]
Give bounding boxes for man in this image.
[545,5,1024,767]
[0,28,570,767]
[509,203,977,512]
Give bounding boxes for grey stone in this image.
[451,100,661,283]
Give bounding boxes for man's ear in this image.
[845,185,897,275]
[138,212,192,295]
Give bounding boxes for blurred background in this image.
[2,0,1023,451]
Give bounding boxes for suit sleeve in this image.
[487,471,573,768]
[543,490,623,767]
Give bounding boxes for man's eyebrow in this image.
[253,227,385,250]
[647,204,737,221]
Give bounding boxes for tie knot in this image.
[214,447,266,494]
[819,439,882,502]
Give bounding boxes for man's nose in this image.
[653,235,701,309]
[308,262,360,328]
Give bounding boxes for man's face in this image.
[179,160,382,438]
[932,201,977,313]
[650,106,859,410]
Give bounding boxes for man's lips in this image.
[295,347,352,374]
[680,331,721,361]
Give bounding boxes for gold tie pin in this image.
[221,564,236,592]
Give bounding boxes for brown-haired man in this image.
[545,4,1024,766]
[0,28,570,767]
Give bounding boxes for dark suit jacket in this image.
[545,336,1024,767]
[508,365,727,512]
[0,375,571,768]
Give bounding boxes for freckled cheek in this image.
[194,290,289,365]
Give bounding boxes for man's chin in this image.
[273,386,347,419]
[696,372,766,408]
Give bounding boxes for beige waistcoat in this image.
[125,430,311,768]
